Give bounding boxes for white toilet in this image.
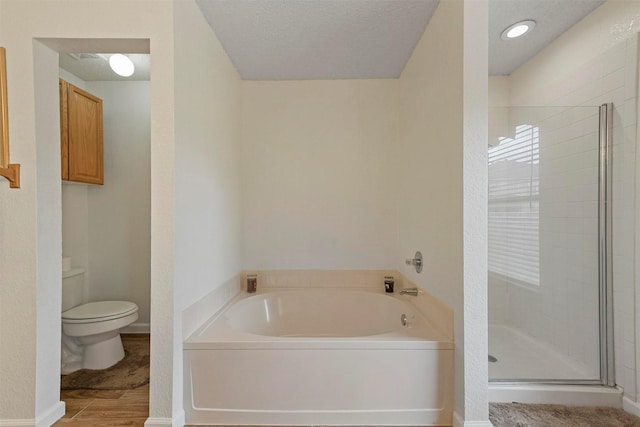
[61,267,138,374]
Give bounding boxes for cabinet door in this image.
[67,83,103,185]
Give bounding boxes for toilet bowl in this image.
[62,301,138,373]
[61,266,139,374]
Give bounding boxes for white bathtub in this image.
[184,288,454,425]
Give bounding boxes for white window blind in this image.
[488,124,539,286]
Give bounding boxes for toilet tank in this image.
[62,268,85,312]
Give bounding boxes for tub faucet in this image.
[399,287,419,296]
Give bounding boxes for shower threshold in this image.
[489,383,622,408]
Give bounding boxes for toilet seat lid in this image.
[62,301,138,322]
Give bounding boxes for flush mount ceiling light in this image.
[500,20,536,40]
[108,54,135,77]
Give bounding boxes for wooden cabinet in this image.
[60,79,104,185]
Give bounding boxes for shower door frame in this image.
[489,103,615,387]
[599,102,614,387]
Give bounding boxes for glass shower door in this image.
[487,106,607,383]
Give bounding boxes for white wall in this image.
[488,76,510,153]
[61,183,90,282]
[58,68,92,285]
[0,1,492,425]
[508,1,640,107]
[173,0,243,421]
[461,1,489,422]
[84,81,151,326]
[240,4,489,423]
[59,77,151,327]
[59,68,85,89]
[0,1,175,424]
[240,79,398,270]
[34,41,65,425]
[399,0,464,416]
[59,70,93,319]
[486,77,509,327]
[398,0,489,423]
[399,0,463,313]
[488,0,640,408]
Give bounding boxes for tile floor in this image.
[54,384,149,426]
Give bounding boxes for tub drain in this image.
[400,313,408,327]
[488,354,498,363]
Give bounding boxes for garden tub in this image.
[184,288,453,425]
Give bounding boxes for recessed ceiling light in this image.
[109,54,135,77]
[500,20,536,40]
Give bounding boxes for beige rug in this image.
[61,334,149,390]
[490,402,640,427]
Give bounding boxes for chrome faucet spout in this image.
[399,287,419,296]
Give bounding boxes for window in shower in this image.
[488,124,539,288]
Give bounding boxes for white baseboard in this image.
[144,418,172,427]
[186,407,448,426]
[453,411,494,427]
[0,402,65,427]
[623,396,640,417]
[144,410,184,427]
[172,410,185,427]
[121,322,150,334]
[36,401,65,427]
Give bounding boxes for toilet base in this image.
[61,332,83,374]
[82,332,125,370]
[61,308,138,374]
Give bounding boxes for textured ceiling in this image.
[58,0,608,81]
[59,53,150,81]
[51,39,150,82]
[489,0,605,75]
[196,0,440,80]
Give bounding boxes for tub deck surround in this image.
[240,269,399,290]
[236,270,454,340]
[181,274,242,339]
[184,283,454,426]
[186,288,452,349]
[397,274,453,341]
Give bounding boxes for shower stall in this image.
[487,104,614,386]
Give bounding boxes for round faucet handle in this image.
[405,251,423,273]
